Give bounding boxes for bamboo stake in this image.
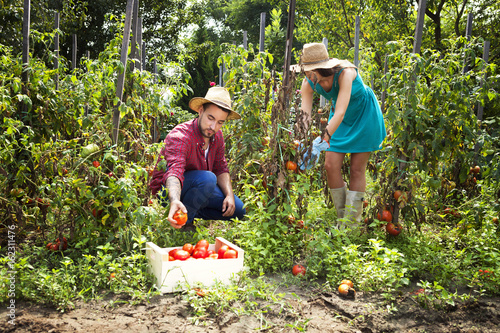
[112,0,135,144]
[54,12,59,90]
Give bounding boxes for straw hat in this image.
[290,43,356,72]
[189,87,240,120]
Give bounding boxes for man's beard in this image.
[198,121,214,138]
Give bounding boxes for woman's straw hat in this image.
[189,87,241,120]
[290,43,355,72]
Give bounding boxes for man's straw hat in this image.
[189,87,240,120]
[290,43,356,72]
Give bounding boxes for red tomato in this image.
[173,250,190,261]
[218,245,229,259]
[207,253,218,260]
[168,248,181,257]
[223,249,238,259]
[286,161,297,172]
[173,209,187,225]
[393,190,403,200]
[377,210,393,223]
[192,248,207,259]
[340,279,354,288]
[168,255,175,261]
[292,264,306,276]
[92,160,100,168]
[195,239,210,250]
[386,222,402,236]
[206,250,214,256]
[182,243,194,255]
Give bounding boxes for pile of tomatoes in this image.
[46,237,68,252]
[168,239,238,261]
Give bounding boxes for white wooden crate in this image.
[146,237,244,293]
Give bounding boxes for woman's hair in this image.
[315,66,341,77]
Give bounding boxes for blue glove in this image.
[299,136,329,170]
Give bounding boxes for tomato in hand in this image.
[173,209,188,225]
[292,264,306,276]
[223,249,238,259]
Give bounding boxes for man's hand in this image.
[221,195,236,217]
[168,200,187,229]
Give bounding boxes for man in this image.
[149,87,246,229]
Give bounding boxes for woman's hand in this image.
[321,128,331,148]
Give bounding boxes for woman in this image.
[293,43,386,228]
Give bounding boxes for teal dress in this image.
[307,69,386,153]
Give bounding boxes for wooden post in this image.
[86,50,90,59]
[282,0,296,88]
[72,34,77,70]
[54,12,59,90]
[259,12,266,53]
[138,17,143,71]
[142,43,146,71]
[413,0,426,54]
[463,13,473,74]
[320,37,328,108]
[243,31,248,50]
[219,60,224,87]
[130,0,139,70]
[151,56,158,143]
[22,0,30,85]
[380,55,388,113]
[113,0,135,144]
[474,40,490,160]
[354,16,360,67]
[20,0,30,121]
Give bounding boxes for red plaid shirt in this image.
[149,118,230,195]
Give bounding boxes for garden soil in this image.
[2,283,499,333]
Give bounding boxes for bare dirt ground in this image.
[2,283,500,333]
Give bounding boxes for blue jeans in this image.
[158,170,246,224]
